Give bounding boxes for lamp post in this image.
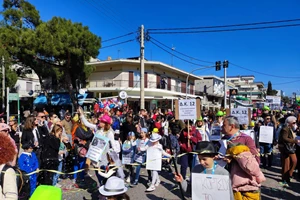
[185,66,213,99]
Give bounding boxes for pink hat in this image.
[0,123,11,132]
[99,115,112,124]
[252,113,257,117]
[257,109,262,114]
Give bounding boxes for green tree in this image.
[1,0,101,105]
[281,95,290,106]
[266,81,278,96]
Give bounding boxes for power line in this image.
[150,37,214,64]
[148,23,300,34]
[230,62,300,79]
[81,0,131,32]
[149,40,215,68]
[102,32,136,43]
[88,0,135,32]
[148,18,300,31]
[101,39,134,49]
[272,79,300,85]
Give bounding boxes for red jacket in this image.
[178,126,202,153]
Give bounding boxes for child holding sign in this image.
[146,133,171,192]
[175,141,233,199]
[122,132,136,184]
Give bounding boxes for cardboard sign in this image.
[210,125,222,141]
[146,147,162,171]
[192,173,231,200]
[242,130,256,141]
[230,108,249,125]
[174,99,201,120]
[86,135,109,162]
[259,126,274,144]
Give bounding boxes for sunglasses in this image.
[39,116,46,118]
[1,129,9,133]
[292,122,297,124]
[266,118,271,120]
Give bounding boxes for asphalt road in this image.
[60,151,300,200]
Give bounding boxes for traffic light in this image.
[223,60,229,68]
[215,61,221,71]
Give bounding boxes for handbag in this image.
[283,142,295,154]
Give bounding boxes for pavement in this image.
[60,151,300,200]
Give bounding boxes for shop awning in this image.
[33,94,47,105]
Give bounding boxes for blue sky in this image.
[22,1,300,95]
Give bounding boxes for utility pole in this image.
[223,60,229,109]
[2,57,5,112]
[140,25,145,109]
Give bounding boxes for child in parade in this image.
[18,143,39,196]
[226,143,265,200]
[132,127,150,185]
[146,133,171,192]
[53,138,67,187]
[122,132,136,184]
[98,150,125,184]
[174,141,233,199]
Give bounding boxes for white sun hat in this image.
[99,176,128,196]
[150,133,162,142]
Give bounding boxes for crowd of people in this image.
[0,102,300,200]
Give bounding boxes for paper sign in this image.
[230,108,249,125]
[146,147,162,171]
[86,135,109,162]
[192,173,231,200]
[210,125,222,141]
[122,151,133,164]
[178,99,197,120]
[242,130,256,141]
[259,126,274,144]
[266,96,281,105]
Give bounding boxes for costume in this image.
[226,145,265,200]
[18,152,39,195]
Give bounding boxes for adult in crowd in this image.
[40,124,61,185]
[221,116,260,163]
[278,116,300,184]
[0,133,18,200]
[8,116,21,152]
[259,114,276,169]
[178,120,202,180]
[0,123,18,166]
[62,112,73,145]
[121,116,137,142]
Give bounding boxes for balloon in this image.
[99,108,104,113]
[118,102,122,106]
[112,97,118,103]
[100,103,104,108]
[31,185,62,200]
[109,104,115,108]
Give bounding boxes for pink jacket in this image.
[227,146,266,192]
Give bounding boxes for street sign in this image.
[9,93,19,101]
[119,91,127,99]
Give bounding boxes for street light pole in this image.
[2,57,5,112]
[185,66,213,99]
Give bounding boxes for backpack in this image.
[0,165,31,200]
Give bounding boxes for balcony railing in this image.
[89,80,195,94]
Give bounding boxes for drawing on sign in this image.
[192,173,231,200]
[178,99,197,120]
[86,135,109,162]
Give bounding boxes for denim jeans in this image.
[73,157,86,180]
[53,160,63,185]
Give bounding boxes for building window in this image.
[26,82,32,92]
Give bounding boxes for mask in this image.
[292,124,298,131]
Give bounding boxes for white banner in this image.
[192,173,231,200]
[259,126,274,144]
[230,108,249,125]
[86,135,110,162]
[266,96,281,105]
[242,130,256,141]
[178,99,197,120]
[146,147,162,171]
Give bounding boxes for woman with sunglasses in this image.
[278,116,300,186]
